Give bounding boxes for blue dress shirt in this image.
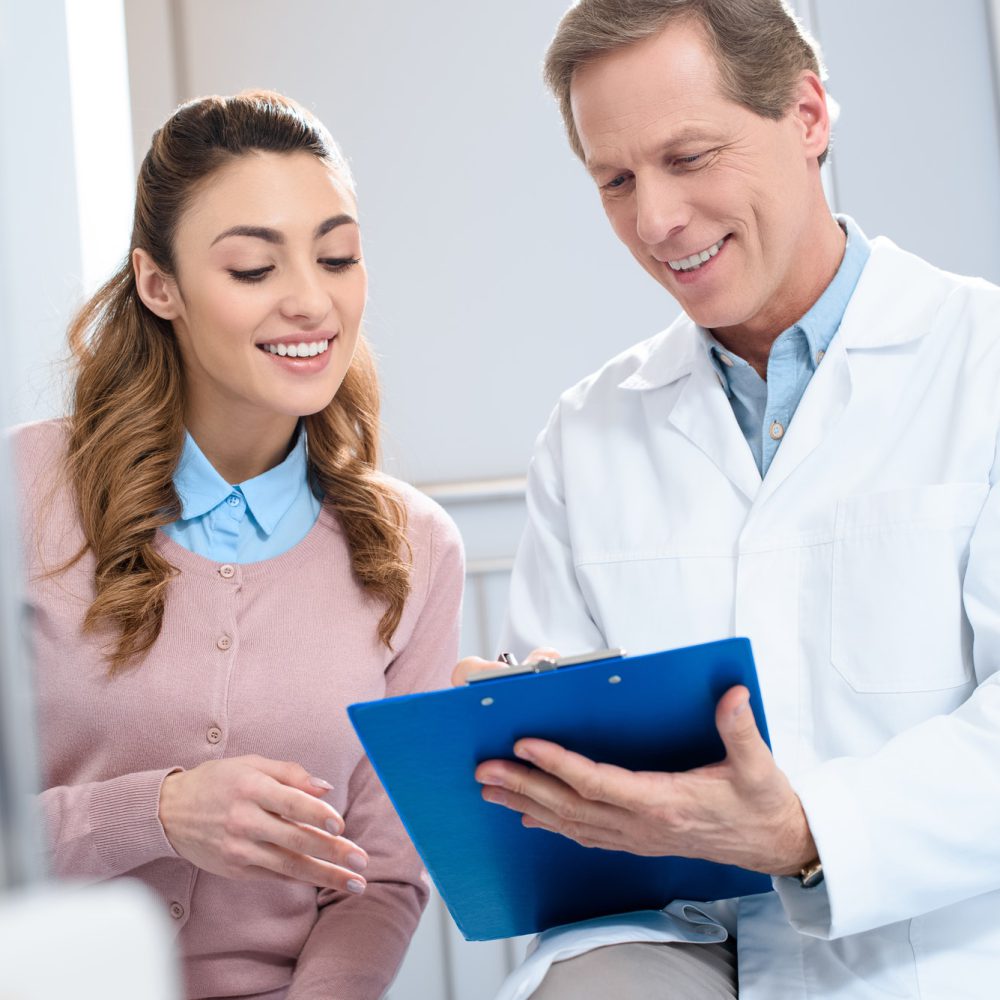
[706,215,871,477]
[161,425,322,563]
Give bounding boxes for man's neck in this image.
[713,214,847,380]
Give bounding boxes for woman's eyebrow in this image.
[211,214,358,247]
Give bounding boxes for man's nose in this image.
[634,175,688,250]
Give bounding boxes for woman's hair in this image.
[64,91,411,674]
[544,0,828,165]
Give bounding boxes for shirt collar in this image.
[173,425,310,536]
[239,426,310,536]
[706,214,872,386]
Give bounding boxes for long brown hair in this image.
[64,91,410,674]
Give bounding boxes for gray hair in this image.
[543,0,829,165]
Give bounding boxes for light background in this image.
[2,2,1000,997]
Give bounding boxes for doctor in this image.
[455,1,1000,997]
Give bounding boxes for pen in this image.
[497,652,519,667]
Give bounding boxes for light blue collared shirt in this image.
[707,215,871,477]
[161,426,322,563]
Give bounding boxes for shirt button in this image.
[169,901,185,920]
[718,353,734,367]
[216,635,232,651]
[219,564,235,579]
[769,420,785,441]
[815,349,826,364]
[207,726,223,745]
[226,494,241,507]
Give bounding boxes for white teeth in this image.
[263,339,330,358]
[668,237,727,272]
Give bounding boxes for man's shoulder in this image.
[556,313,696,416]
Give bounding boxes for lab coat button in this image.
[219,564,235,579]
[216,635,232,651]
[769,420,785,440]
[207,726,223,745]
[169,902,185,920]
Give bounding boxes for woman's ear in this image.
[133,248,182,320]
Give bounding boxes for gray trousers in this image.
[529,939,738,999]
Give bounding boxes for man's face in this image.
[570,19,829,341]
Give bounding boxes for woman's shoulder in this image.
[378,474,464,569]
[6,418,70,497]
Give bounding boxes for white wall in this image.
[125,0,677,486]
[0,1,84,428]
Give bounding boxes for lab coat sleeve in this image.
[38,767,182,881]
[778,467,1000,939]
[500,406,606,659]
[288,510,464,1000]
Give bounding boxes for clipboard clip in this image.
[466,647,626,684]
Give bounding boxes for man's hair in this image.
[544,0,829,165]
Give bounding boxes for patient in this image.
[12,91,463,999]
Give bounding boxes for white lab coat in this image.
[496,237,1000,999]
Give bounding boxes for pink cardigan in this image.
[13,420,464,999]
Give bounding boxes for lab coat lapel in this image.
[754,331,853,507]
[663,350,762,504]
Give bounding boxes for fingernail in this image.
[309,776,333,790]
[346,879,366,894]
[483,789,507,806]
[477,770,505,786]
[734,699,749,717]
[347,851,368,872]
[325,818,343,835]
[513,744,533,762]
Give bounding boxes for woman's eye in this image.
[320,256,362,272]
[228,266,273,283]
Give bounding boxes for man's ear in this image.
[792,70,831,162]
[133,248,182,321]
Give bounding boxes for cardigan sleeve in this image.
[287,504,464,999]
[39,767,182,881]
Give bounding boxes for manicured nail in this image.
[325,818,343,835]
[346,879,366,894]
[347,852,368,872]
[309,776,333,790]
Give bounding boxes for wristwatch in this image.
[797,858,824,889]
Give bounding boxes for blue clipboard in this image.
[348,637,773,941]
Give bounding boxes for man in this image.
[454,1,1000,997]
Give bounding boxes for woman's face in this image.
[164,150,367,428]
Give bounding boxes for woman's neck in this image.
[184,404,300,485]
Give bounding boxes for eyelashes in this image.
[227,257,362,284]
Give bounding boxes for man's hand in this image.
[474,684,817,876]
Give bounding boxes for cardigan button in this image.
[207,727,223,745]
[219,564,235,579]
[216,635,232,651]
[169,901,185,920]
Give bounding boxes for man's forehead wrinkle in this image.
[585,102,721,172]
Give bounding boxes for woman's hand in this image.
[158,755,369,894]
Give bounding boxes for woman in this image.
[13,92,463,999]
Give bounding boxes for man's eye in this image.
[603,173,632,191]
[228,266,273,283]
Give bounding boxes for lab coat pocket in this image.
[831,483,988,693]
